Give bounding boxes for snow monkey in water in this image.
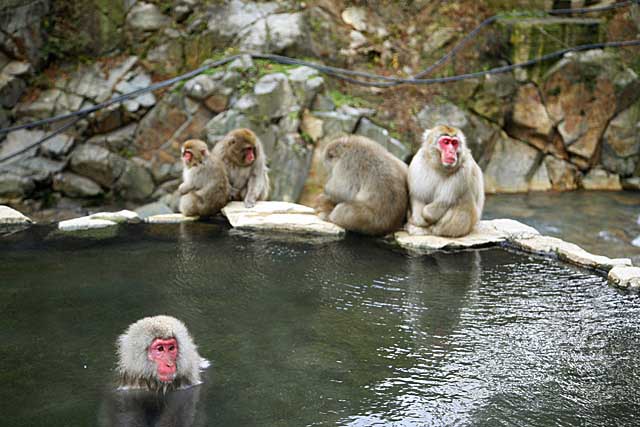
[407,125,484,237]
[179,139,230,217]
[116,315,209,392]
[212,128,270,208]
[315,135,409,236]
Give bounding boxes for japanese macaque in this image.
[407,125,484,238]
[212,128,269,208]
[116,315,209,392]
[179,139,230,217]
[316,135,408,236]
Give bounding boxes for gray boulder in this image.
[238,13,307,54]
[288,66,325,108]
[0,72,25,108]
[126,2,170,32]
[113,160,155,201]
[483,133,540,193]
[601,102,640,177]
[207,0,278,45]
[69,144,127,187]
[254,73,297,119]
[355,118,410,161]
[53,172,103,198]
[40,134,75,159]
[268,133,314,202]
[0,173,35,200]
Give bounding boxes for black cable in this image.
[0,115,85,164]
[1,1,638,165]
[1,0,634,136]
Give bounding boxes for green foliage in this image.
[329,90,369,108]
[255,60,298,77]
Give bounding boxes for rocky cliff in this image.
[0,0,639,220]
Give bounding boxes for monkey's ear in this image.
[422,128,433,144]
[200,149,208,156]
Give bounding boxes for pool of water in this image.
[485,191,640,265]
[1,224,640,426]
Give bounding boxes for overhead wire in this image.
[1,0,638,164]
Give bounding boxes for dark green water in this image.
[1,224,639,426]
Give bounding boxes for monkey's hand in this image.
[178,183,192,195]
[243,198,256,208]
[422,202,448,225]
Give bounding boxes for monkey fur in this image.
[116,315,208,393]
[407,125,485,238]
[179,139,230,217]
[316,135,408,236]
[212,128,269,208]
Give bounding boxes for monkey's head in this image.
[322,137,350,171]
[423,125,467,170]
[117,315,203,391]
[181,139,210,168]
[222,128,258,167]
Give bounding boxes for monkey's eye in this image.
[169,345,175,351]
[157,345,164,352]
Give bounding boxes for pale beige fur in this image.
[407,125,484,237]
[316,135,408,236]
[179,139,230,217]
[212,128,269,208]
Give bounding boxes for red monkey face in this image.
[148,337,179,382]
[243,145,255,165]
[437,136,460,166]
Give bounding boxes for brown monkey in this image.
[179,139,230,217]
[316,135,408,236]
[212,128,269,208]
[407,125,484,237]
[116,315,209,392]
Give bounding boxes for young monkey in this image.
[178,139,230,217]
[212,128,269,208]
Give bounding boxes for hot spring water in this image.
[1,223,639,426]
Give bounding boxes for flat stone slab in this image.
[222,201,344,236]
[222,201,315,217]
[512,235,632,271]
[89,209,141,223]
[58,217,117,231]
[144,213,198,224]
[229,212,344,236]
[0,205,32,225]
[396,218,538,251]
[608,266,640,290]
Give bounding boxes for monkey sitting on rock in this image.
[116,315,209,392]
[407,125,484,238]
[179,139,230,217]
[315,135,408,236]
[212,128,270,208]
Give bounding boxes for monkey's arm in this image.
[178,182,195,195]
[244,173,265,207]
[422,201,449,225]
[408,198,428,227]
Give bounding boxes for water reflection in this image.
[98,386,204,427]
[484,191,640,264]
[1,228,640,426]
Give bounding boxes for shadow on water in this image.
[1,225,640,426]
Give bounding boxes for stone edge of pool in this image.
[1,202,639,290]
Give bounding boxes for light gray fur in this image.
[116,315,207,391]
[407,126,484,237]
